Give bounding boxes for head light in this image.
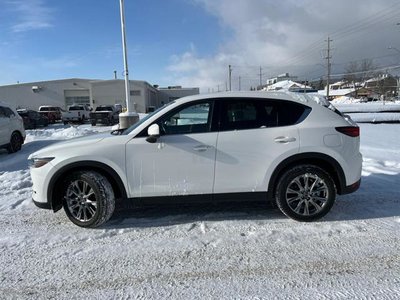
[28,157,54,168]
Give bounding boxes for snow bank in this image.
[25,124,112,143]
[332,102,400,123]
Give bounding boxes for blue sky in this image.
[0,0,225,86]
[1,0,400,91]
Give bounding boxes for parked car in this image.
[62,104,91,124]
[17,109,49,129]
[0,102,26,154]
[90,105,119,126]
[29,92,362,227]
[38,106,63,123]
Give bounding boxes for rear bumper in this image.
[341,178,361,195]
[33,198,52,209]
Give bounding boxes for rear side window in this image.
[0,106,6,118]
[2,107,15,117]
[220,98,310,131]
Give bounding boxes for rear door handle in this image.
[274,136,296,143]
[193,145,211,152]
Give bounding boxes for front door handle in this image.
[193,145,211,152]
[274,136,296,143]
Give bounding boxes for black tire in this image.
[91,121,96,126]
[275,165,336,222]
[63,121,68,125]
[7,132,23,154]
[62,171,115,228]
[80,116,85,124]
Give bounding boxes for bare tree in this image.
[344,59,377,83]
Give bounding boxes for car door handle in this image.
[193,145,211,152]
[274,136,296,143]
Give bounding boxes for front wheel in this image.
[62,171,115,227]
[275,165,336,222]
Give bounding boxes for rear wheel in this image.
[275,165,336,221]
[7,132,23,153]
[62,171,115,227]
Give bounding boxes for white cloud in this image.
[167,0,400,91]
[8,0,53,32]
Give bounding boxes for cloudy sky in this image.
[1,0,400,91]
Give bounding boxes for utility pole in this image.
[259,66,262,88]
[228,65,232,91]
[239,76,241,91]
[325,37,333,99]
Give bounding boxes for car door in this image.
[126,100,217,198]
[213,98,305,194]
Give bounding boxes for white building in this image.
[0,78,199,113]
[266,73,298,85]
[264,80,313,92]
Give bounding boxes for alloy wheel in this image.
[64,180,97,222]
[285,173,329,216]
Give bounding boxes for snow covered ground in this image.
[0,123,399,299]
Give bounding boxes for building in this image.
[263,80,315,92]
[266,73,298,85]
[0,78,199,113]
[364,74,398,98]
[158,86,200,104]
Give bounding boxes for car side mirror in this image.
[146,124,160,143]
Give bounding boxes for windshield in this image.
[122,101,175,135]
[69,106,84,111]
[96,106,113,112]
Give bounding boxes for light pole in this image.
[119,0,139,129]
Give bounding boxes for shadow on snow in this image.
[105,172,400,229]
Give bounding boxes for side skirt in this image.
[120,192,269,208]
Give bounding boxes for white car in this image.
[29,92,362,227]
[0,101,26,154]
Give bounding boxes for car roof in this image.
[173,91,321,107]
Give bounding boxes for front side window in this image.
[160,102,212,135]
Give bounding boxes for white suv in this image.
[29,92,362,227]
[0,101,26,154]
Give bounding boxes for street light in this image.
[118,0,139,129]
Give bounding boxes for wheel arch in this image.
[267,152,347,201]
[48,161,128,212]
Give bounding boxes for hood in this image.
[28,132,110,159]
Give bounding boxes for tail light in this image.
[335,126,359,137]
